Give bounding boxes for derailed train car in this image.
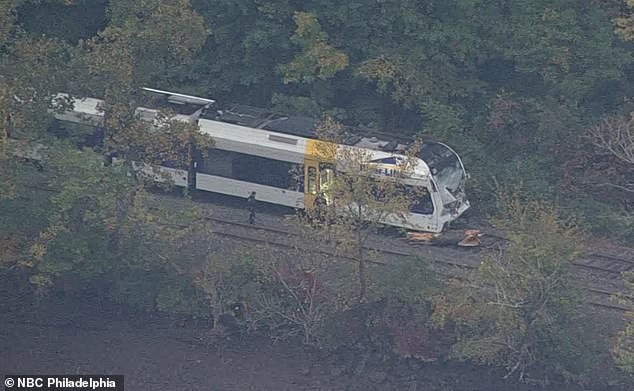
[51,88,470,233]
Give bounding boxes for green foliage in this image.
[191,250,260,328]
[17,142,223,318]
[17,0,107,43]
[432,190,591,382]
[280,11,349,84]
[371,256,441,314]
[0,164,52,270]
[270,93,322,118]
[29,144,136,280]
[0,142,19,201]
[0,32,72,140]
[48,121,97,147]
[613,271,634,376]
[35,224,112,277]
[2,2,634,380]
[24,139,213,285]
[121,111,214,167]
[304,124,423,303]
[183,0,293,101]
[108,0,207,56]
[0,0,18,47]
[563,193,634,242]
[71,0,208,96]
[616,0,634,42]
[155,275,211,318]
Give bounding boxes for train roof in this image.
[53,89,463,176]
[193,96,461,174]
[196,103,421,156]
[137,88,420,152]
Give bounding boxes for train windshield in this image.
[418,142,468,210]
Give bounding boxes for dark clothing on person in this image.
[313,194,326,223]
[247,192,257,225]
[314,194,326,207]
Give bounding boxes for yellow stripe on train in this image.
[303,139,336,208]
[305,138,337,161]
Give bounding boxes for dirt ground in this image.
[0,275,629,391]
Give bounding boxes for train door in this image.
[304,159,319,208]
[319,162,335,205]
[304,159,335,209]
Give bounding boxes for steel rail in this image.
[201,215,634,313]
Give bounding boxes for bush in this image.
[431,189,594,383]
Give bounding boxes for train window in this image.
[307,166,317,194]
[200,149,296,190]
[319,163,335,204]
[404,185,434,215]
[289,164,304,191]
[319,170,333,188]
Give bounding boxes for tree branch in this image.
[592,182,634,193]
[587,115,634,165]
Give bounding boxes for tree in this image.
[613,271,634,376]
[72,0,207,97]
[565,113,634,240]
[300,119,422,303]
[0,1,217,315]
[25,142,218,310]
[62,1,212,182]
[61,0,208,154]
[0,0,213,297]
[586,113,634,194]
[0,33,73,139]
[179,0,294,103]
[0,78,18,200]
[584,112,634,235]
[249,243,346,345]
[0,0,18,48]
[191,250,258,332]
[431,190,590,383]
[28,145,138,283]
[616,0,634,42]
[104,109,214,179]
[0,1,78,270]
[279,11,349,84]
[368,255,444,360]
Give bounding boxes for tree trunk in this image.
[357,228,366,303]
[187,138,197,194]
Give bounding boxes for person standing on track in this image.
[247,191,257,225]
[313,193,326,224]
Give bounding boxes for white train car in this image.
[51,89,470,232]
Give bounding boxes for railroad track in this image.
[25,181,634,279]
[481,231,634,278]
[17,185,634,312]
[206,216,387,266]
[213,216,634,280]
[202,215,633,313]
[206,215,478,270]
[574,255,634,276]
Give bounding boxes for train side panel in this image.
[196,173,304,209]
